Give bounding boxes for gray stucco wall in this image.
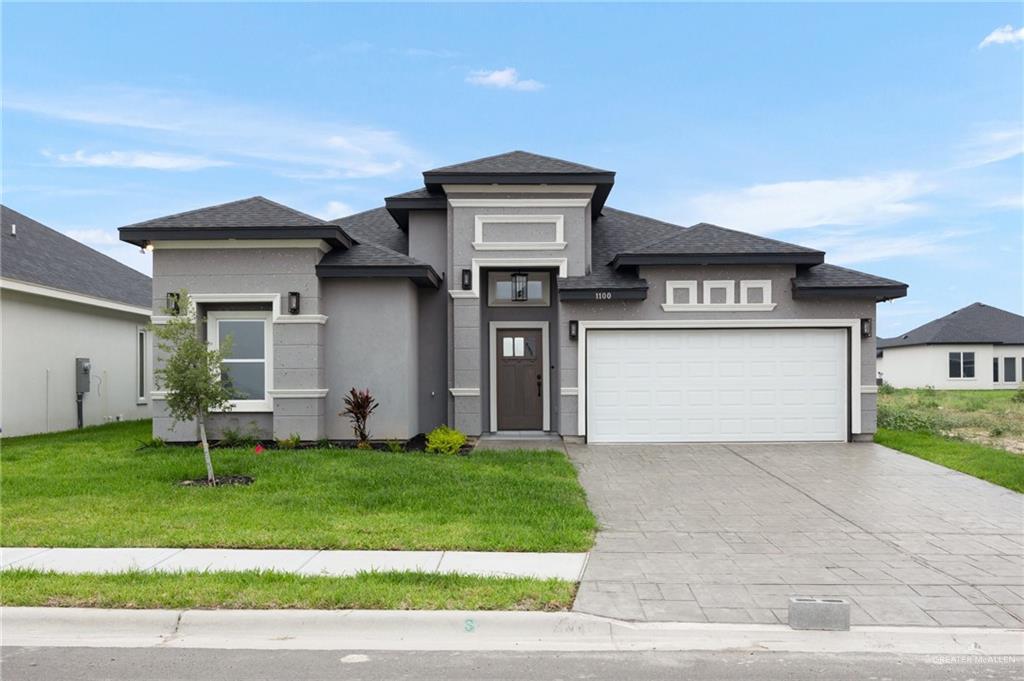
[0,290,151,437]
[558,264,878,437]
[151,247,326,442]
[321,278,419,440]
[408,210,449,434]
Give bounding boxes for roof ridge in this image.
[250,196,326,225]
[119,196,263,230]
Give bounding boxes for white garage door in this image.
[586,328,847,443]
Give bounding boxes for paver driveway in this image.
[568,442,1024,627]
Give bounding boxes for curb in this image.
[3,607,1022,655]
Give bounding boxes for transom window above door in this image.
[488,272,550,307]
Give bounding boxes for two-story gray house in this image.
[120,151,907,444]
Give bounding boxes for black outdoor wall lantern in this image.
[568,319,579,341]
[511,272,529,301]
[861,318,873,338]
[461,268,472,290]
[165,292,180,315]
[288,291,301,315]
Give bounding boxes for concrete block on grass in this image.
[788,596,850,631]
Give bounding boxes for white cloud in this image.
[47,149,230,171]
[8,86,426,180]
[979,24,1024,48]
[685,173,932,233]
[466,67,544,92]
[799,227,975,266]
[955,125,1024,168]
[321,200,354,219]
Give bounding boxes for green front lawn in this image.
[0,569,575,611]
[0,420,595,551]
[875,428,1024,493]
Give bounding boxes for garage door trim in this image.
[575,319,862,438]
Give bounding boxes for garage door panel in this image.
[587,328,847,443]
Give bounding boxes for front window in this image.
[208,311,272,410]
[948,351,974,379]
[488,272,550,307]
[1004,357,1017,383]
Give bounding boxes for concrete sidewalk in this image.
[0,547,588,581]
[3,607,1021,655]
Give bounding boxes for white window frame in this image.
[947,350,976,381]
[740,280,773,306]
[207,310,274,412]
[664,280,697,308]
[472,214,566,251]
[1000,356,1019,384]
[136,328,149,404]
[487,271,551,307]
[703,280,735,305]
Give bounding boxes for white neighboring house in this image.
[0,205,153,436]
[877,303,1024,390]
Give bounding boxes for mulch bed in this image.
[178,475,254,487]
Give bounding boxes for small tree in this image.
[152,290,235,483]
[341,387,378,448]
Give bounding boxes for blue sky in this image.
[2,2,1021,336]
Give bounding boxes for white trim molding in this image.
[575,319,862,438]
[152,239,331,254]
[267,388,328,398]
[703,280,736,305]
[450,258,568,299]
[560,387,579,396]
[662,303,778,312]
[662,279,776,312]
[472,214,566,251]
[183,293,326,325]
[449,387,481,397]
[489,321,551,433]
[0,277,151,317]
[740,280,773,306]
[448,198,591,208]
[860,385,879,394]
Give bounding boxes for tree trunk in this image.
[198,415,215,484]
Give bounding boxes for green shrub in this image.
[1012,386,1024,404]
[315,438,333,449]
[877,382,896,396]
[385,440,405,453]
[217,428,257,449]
[277,433,302,450]
[877,402,941,434]
[425,426,467,455]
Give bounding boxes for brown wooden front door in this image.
[496,328,544,430]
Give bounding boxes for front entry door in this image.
[496,329,544,430]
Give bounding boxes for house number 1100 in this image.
[594,291,613,300]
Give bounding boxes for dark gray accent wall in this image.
[408,210,449,434]
[478,270,561,433]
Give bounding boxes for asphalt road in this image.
[2,648,1022,681]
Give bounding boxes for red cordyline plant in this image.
[341,387,379,449]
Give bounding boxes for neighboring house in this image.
[119,151,907,444]
[1,206,153,436]
[877,302,1024,390]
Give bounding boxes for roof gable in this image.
[424,150,609,175]
[120,196,325,230]
[1,205,152,309]
[878,302,1024,348]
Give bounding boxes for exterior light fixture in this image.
[861,318,873,338]
[568,320,579,341]
[288,291,301,315]
[511,272,529,302]
[165,292,181,315]
[144,242,154,252]
[461,268,472,290]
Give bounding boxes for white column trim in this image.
[449,388,481,397]
[448,198,591,207]
[560,387,579,396]
[489,321,550,433]
[860,385,879,394]
[267,388,329,398]
[575,319,862,438]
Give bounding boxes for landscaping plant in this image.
[426,425,467,455]
[341,387,379,449]
[151,290,235,484]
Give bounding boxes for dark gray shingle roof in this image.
[559,207,686,290]
[121,196,325,229]
[317,241,423,268]
[1,205,152,309]
[631,223,823,257]
[425,150,609,175]
[328,207,407,254]
[878,303,1024,348]
[794,263,905,289]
